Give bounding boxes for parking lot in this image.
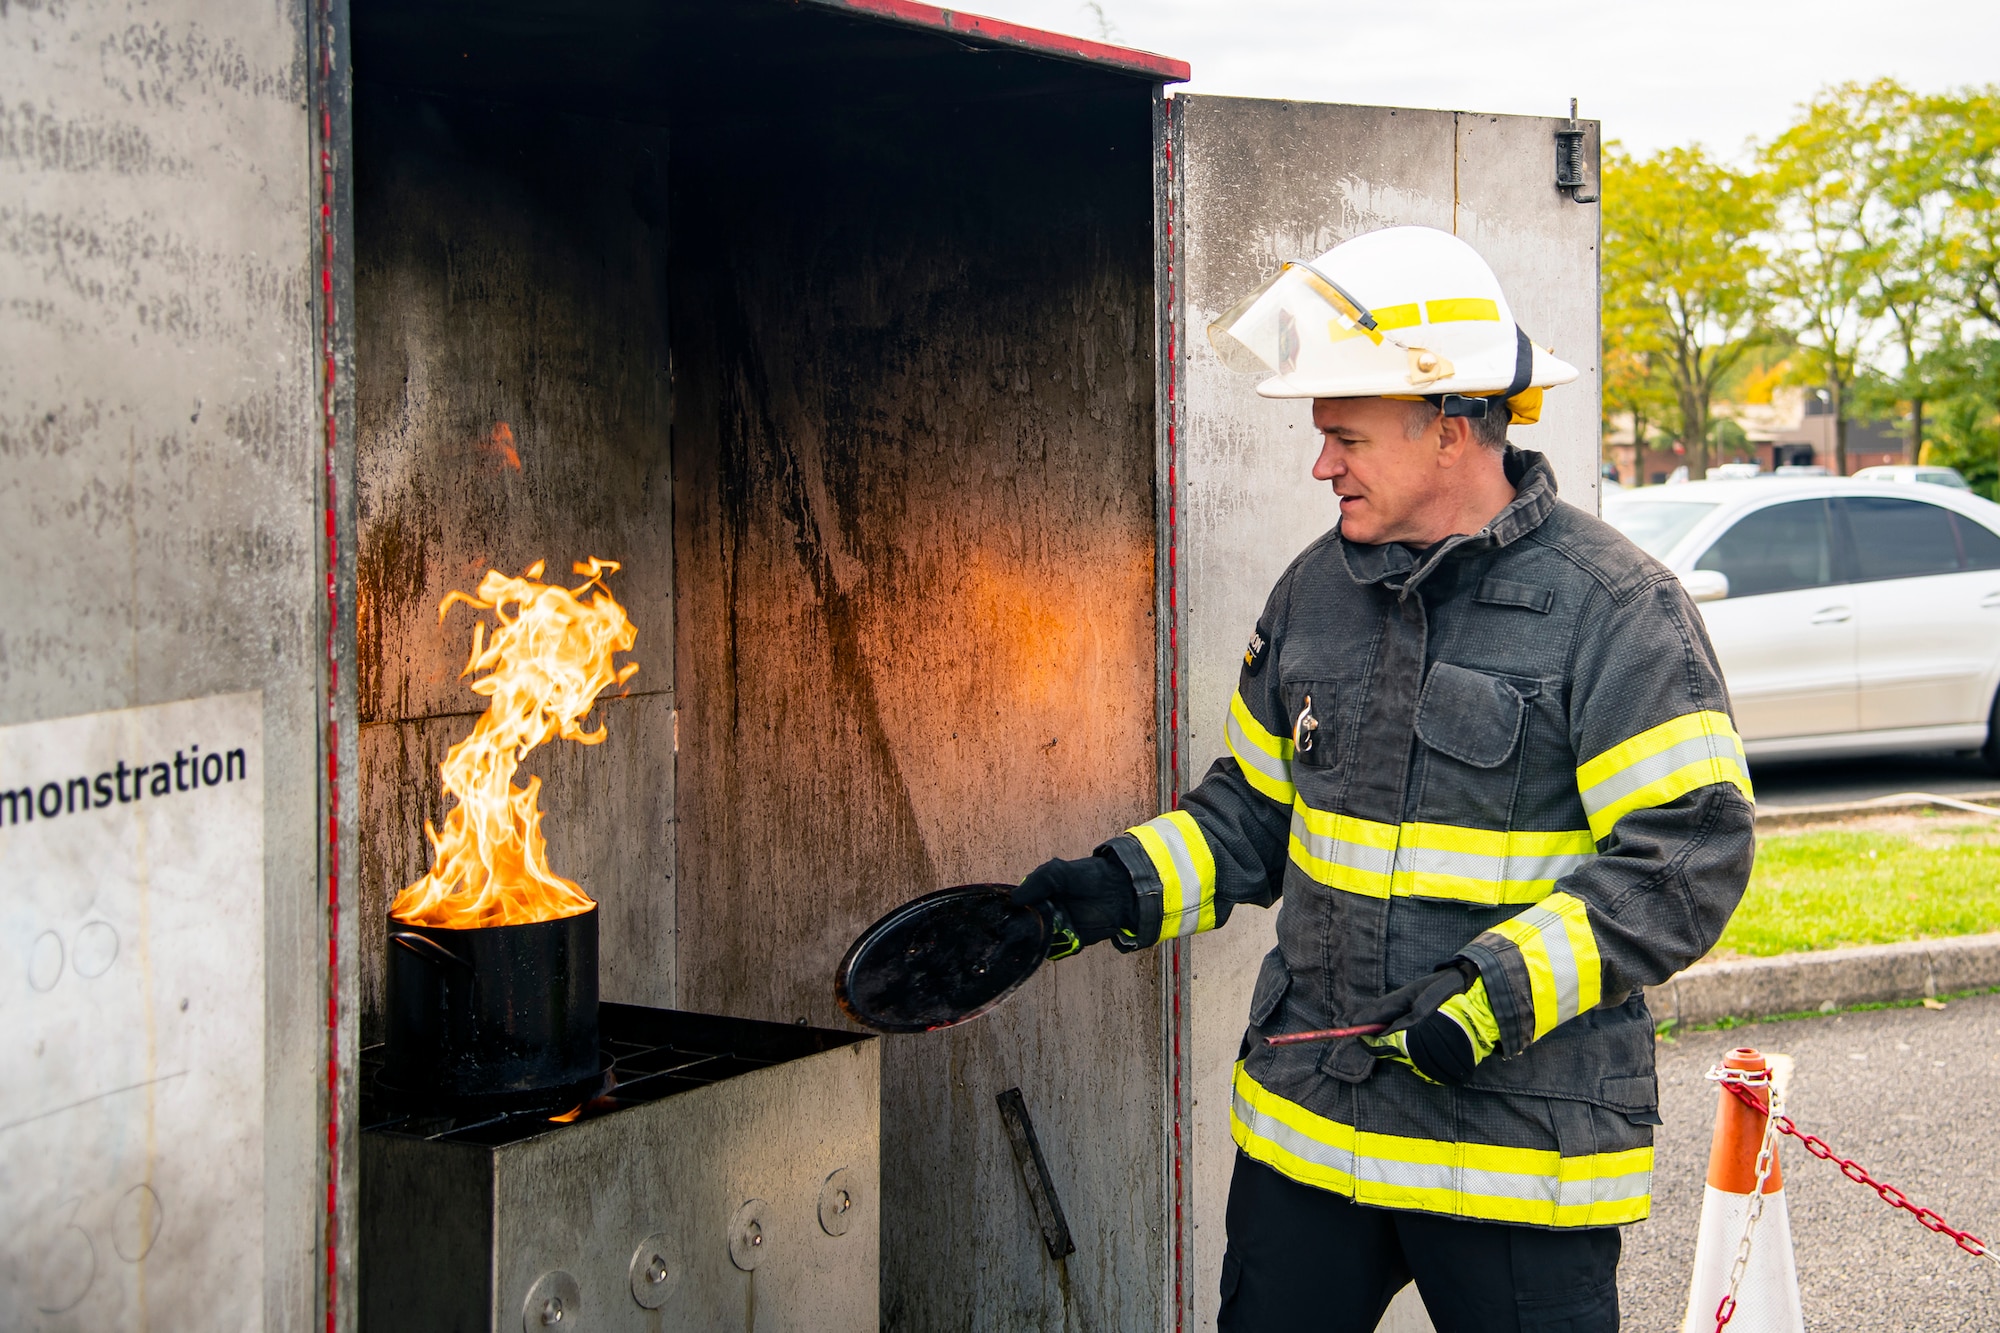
[1620,993,2000,1330]
[1751,751,2000,811]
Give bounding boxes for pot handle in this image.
[390,931,471,970]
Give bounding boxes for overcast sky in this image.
[968,0,2000,157]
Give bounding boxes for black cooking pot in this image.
[381,906,603,1113]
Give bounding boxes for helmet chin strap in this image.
[1430,326,1533,420]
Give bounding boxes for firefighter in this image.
[1015,226,1754,1331]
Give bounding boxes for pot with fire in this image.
[379,557,637,1114]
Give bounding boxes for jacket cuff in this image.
[1102,834,1165,949]
[1104,809,1219,945]
[1458,890,1603,1056]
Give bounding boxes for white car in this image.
[1852,464,1971,490]
[1603,478,2000,765]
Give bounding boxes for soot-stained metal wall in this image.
[352,89,676,1041]
[349,3,1169,1323]
[669,81,1165,1329]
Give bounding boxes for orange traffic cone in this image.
[1680,1047,1804,1332]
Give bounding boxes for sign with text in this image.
[0,692,265,1329]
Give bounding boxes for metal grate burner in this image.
[362,1002,864,1149]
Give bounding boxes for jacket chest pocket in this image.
[1414,662,1540,822]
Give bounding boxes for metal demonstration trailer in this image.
[0,1,1598,1328]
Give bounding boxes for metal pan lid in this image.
[835,884,1050,1034]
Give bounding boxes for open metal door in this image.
[0,0,347,1329]
[1161,93,1602,1331]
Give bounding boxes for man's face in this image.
[1309,397,1443,545]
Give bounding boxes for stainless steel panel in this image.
[493,1040,880,1332]
[1454,110,1604,508]
[360,1018,880,1332]
[1173,93,1602,1331]
[0,1,329,1327]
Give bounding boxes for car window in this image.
[1953,513,2000,571]
[1602,500,1719,559]
[1838,496,1961,581]
[1694,500,1832,596]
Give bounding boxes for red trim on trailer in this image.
[315,3,342,1327]
[807,0,1191,82]
[1162,100,1186,1333]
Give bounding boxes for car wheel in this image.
[1984,687,2000,775]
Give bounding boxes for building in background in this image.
[1605,386,1906,484]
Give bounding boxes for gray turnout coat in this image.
[1109,448,1755,1228]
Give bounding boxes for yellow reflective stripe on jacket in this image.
[1489,891,1602,1041]
[1288,803,1401,895]
[1576,710,1753,841]
[1128,810,1218,939]
[1226,690,1295,805]
[1391,822,1597,904]
[1289,802,1595,905]
[1230,1062,1653,1227]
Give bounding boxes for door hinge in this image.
[1556,98,1599,204]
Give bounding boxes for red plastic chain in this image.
[1718,1079,1993,1260]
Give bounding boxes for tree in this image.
[1602,146,1772,479]
[1899,86,2000,484]
[1600,279,1677,478]
[1917,335,2000,495]
[1761,83,1906,476]
[1709,416,1751,462]
[1928,87,2000,332]
[1851,87,1956,461]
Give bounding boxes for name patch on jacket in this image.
[1244,630,1267,673]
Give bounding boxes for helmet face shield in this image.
[1207,261,1378,377]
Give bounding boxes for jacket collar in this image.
[1337,447,1559,596]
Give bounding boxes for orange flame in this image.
[389,558,638,929]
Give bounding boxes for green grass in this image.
[1655,985,2000,1040]
[1716,819,2000,957]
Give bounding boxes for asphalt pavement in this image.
[1748,751,2000,811]
[1619,991,2000,1330]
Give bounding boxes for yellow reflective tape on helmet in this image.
[1423,297,1501,324]
[1326,297,1499,346]
[1128,810,1218,938]
[1226,690,1295,806]
[1288,802,1595,905]
[1230,1062,1653,1226]
[1576,711,1752,841]
[1488,892,1602,1041]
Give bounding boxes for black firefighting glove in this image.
[1010,851,1142,958]
[1352,959,1495,1086]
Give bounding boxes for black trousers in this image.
[1218,1154,1621,1333]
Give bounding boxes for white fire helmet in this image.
[1207,226,1579,425]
